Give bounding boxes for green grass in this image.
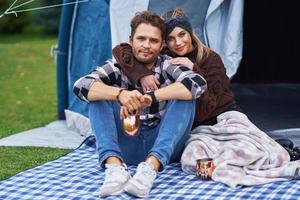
[0,33,55,43]
[0,33,58,138]
[0,33,71,181]
[0,146,70,180]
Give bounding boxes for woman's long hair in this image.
[162,8,210,65]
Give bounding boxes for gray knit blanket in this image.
[181,111,300,188]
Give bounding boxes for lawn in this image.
[0,33,71,180]
[0,146,70,180]
[0,33,58,137]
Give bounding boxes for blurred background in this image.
[0,0,62,138]
[0,0,61,35]
[0,0,69,181]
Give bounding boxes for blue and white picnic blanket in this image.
[1,136,300,200]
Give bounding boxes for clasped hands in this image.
[118,90,152,119]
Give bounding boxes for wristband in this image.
[147,91,157,104]
[116,88,126,105]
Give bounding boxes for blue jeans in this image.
[89,100,195,170]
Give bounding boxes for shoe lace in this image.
[104,164,127,183]
[135,162,156,184]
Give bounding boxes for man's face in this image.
[130,23,163,68]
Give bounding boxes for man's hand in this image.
[140,94,152,106]
[118,89,143,112]
[120,94,152,119]
[120,106,131,119]
[169,57,194,70]
[140,75,160,93]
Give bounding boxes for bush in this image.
[0,0,62,35]
[0,0,31,33]
[34,0,62,35]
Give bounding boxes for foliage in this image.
[0,0,31,33]
[34,0,62,35]
[0,0,62,34]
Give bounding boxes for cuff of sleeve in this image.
[181,78,195,98]
[73,78,97,103]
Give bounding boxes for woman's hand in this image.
[140,75,160,93]
[169,57,194,70]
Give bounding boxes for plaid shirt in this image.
[73,55,207,126]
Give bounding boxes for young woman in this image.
[113,8,241,129]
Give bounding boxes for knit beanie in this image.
[165,15,193,40]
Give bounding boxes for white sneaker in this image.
[99,163,131,197]
[124,162,157,198]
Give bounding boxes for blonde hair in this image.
[191,32,210,64]
[161,8,185,20]
[163,8,210,64]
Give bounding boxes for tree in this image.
[33,0,62,35]
[0,0,31,33]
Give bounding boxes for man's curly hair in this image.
[130,11,165,40]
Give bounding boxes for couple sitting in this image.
[73,8,239,198]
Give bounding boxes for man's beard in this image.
[136,55,156,64]
[132,48,157,65]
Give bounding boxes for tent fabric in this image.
[1,136,300,199]
[67,0,112,117]
[204,0,244,78]
[109,0,149,48]
[148,0,211,44]
[56,0,75,119]
[109,0,211,44]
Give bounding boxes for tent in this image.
[56,0,300,133]
[56,0,244,120]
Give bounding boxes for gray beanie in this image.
[165,15,193,40]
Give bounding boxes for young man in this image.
[73,11,207,198]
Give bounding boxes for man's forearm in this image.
[87,81,121,102]
[154,82,192,101]
[88,81,145,112]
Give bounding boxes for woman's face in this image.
[166,27,193,56]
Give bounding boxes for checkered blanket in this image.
[1,136,300,200]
